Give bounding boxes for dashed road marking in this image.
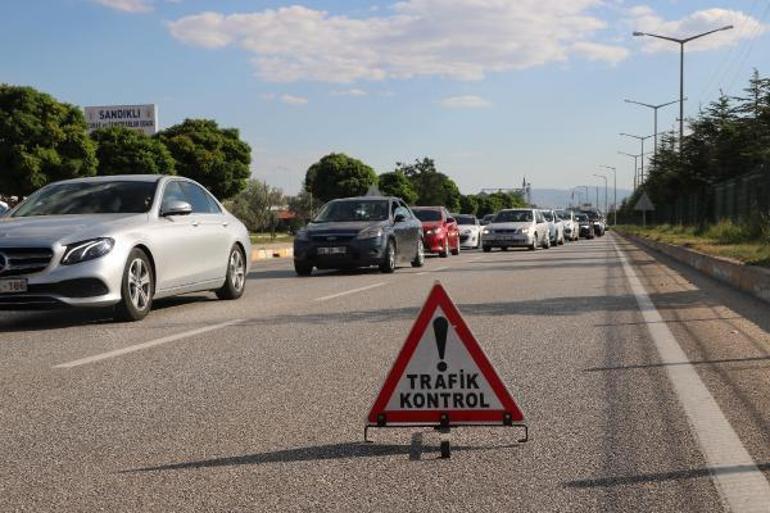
[314,282,386,302]
[53,319,244,369]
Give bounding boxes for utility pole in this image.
[633,25,733,149]
[620,133,654,184]
[599,165,616,225]
[624,98,681,160]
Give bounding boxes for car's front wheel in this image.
[294,261,313,276]
[216,245,247,300]
[411,238,425,268]
[380,239,396,273]
[483,245,492,253]
[439,238,449,258]
[115,248,154,322]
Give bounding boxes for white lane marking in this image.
[314,282,385,302]
[414,271,428,276]
[432,266,449,272]
[613,237,770,512]
[53,319,243,369]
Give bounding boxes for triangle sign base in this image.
[367,282,525,428]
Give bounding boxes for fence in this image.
[651,163,770,225]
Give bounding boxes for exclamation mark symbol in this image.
[433,316,448,372]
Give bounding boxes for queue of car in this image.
[0,180,607,321]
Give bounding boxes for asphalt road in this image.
[1,233,768,512]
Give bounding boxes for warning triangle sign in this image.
[367,282,524,427]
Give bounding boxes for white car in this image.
[555,210,579,241]
[541,210,565,246]
[482,208,550,251]
[454,214,483,249]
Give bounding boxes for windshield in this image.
[413,209,443,222]
[583,211,600,221]
[542,211,554,222]
[555,210,569,219]
[12,181,158,217]
[314,199,389,223]
[575,214,589,222]
[456,215,477,225]
[494,210,532,223]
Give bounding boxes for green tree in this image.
[304,153,378,204]
[91,126,175,176]
[378,171,417,204]
[0,84,97,197]
[225,179,284,232]
[157,119,251,199]
[459,194,479,215]
[396,157,461,211]
[288,190,315,222]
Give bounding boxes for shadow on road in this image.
[0,295,213,332]
[234,290,703,327]
[564,462,770,488]
[122,440,520,472]
[584,354,770,372]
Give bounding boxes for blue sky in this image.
[2,1,769,195]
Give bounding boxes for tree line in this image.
[302,153,525,218]
[620,69,770,219]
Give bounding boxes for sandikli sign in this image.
[84,104,158,136]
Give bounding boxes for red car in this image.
[412,207,460,257]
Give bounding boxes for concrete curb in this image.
[251,245,293,262]
[616,231,770,305]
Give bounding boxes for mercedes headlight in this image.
[357,226,384,240]
[61,238,115,265]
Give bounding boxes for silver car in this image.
[0,175,251,321]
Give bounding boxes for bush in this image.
[703,220,752,244]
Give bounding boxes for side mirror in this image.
[394,213,407,223]
[162,200,193,217]
[446,217,456,224]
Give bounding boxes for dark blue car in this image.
[293,196,424,276]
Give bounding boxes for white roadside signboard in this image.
[84,104,158,136]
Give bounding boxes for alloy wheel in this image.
[229,249,246,292]
[128,258,151,311]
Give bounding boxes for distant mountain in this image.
[530,188,632,210]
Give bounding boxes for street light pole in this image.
[599,165,616,225]
[624,98,680,160]
[593,173,608,216]
[620,133,654,184]
[633,25,733,148]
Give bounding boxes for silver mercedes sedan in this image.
[0,175,251,321]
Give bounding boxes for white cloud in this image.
[331,88,368,96]
[168,0,628,83]
[630,6,768,53]
[440,95,491,109]
[571,41,629,65]
[94,0,153,13]
[280,94,309,106]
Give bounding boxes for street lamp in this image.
[620,133,654,184]
[633,25,733,147]
[624,98,682,159]
[599,165,616,226]
[593,173,608,216]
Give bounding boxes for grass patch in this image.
[616,222,770,268]
[250,232,294,245]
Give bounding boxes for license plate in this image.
[0,278,27,294]
[500,235,515,241]
[318,246,346,255]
